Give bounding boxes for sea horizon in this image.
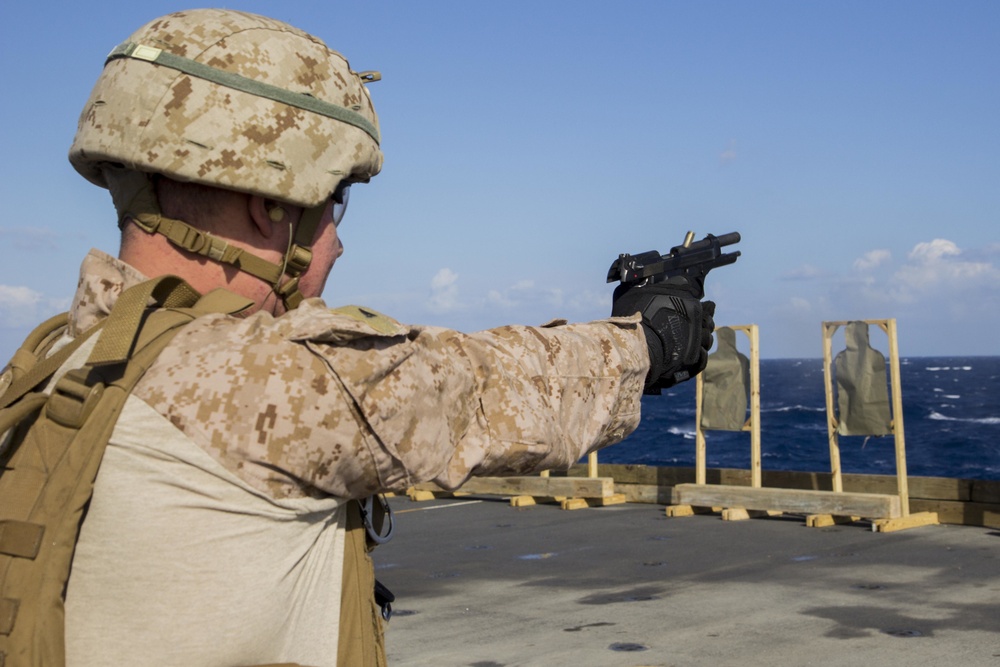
[604,355,1000,482]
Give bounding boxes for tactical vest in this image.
[0,276,388,667]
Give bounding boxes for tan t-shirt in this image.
[65,397,346,667]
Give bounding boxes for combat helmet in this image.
[69,8,383,310]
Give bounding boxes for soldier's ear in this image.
[248,195,278,239]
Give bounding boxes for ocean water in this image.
[601,356,1000,481]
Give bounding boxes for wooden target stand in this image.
[666,321,938,532]
[406,453,627,511]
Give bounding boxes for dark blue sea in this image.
[602,356,1000,481]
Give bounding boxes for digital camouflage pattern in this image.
[70,250,648,501]
[69,9,382,209]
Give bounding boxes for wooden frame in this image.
[820,319,937,530]
[668,319,938,532]
[694,324,761,486]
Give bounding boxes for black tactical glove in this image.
[612,277,716,394]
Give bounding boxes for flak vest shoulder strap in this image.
[0,276,253,667]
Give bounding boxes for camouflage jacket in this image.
[72,248,649,501]
[60,249,647,665]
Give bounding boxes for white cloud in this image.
[832,239,1000,314]
[0,285,43,308]
[781,264,824,281]
[0,285,68,328]
[486,280,565,310]
[485,288,515,308]
[889,239,999,302]
[426,268,460,313]
[789,297,812,312]
[908,238,961,263]
[568,289,610,313]
[419,271,605,327]
[431,268,458,290]
[0,227,60,251]
[853,249,891,272]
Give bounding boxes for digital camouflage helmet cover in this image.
[68,8,383,309]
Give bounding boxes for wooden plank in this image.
[407,489,438,502]
[971,479,1000,504]
[610,482,1000,528]
[873,511,939,533]
[558,465,1000,527]
[561,498,590,511]
[847,474,968,502]
[569,464,980,501]
[910,498,1000,527]
[886,319,911,514]
[411,476,615,499]
[806,515,859,528]
[565,464,694,486]
[666,505,694,517]
[672,483,901,518]
[587,493,626,508]
[620,484,675,505]
[822,322,844,493]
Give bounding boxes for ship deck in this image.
[373,495,999,667]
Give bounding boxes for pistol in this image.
[607,231,741,299]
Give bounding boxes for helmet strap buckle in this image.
[286,245,313,276]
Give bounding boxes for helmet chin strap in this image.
[269,202,326,310]
[114,170,326,312]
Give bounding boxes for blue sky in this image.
[1,1,998,361]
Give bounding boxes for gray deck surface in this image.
[373,495,999,667]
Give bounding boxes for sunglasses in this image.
[332,181,351,227]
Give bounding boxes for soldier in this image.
[2,8,714,667]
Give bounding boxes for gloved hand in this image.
[612,277,716,394]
